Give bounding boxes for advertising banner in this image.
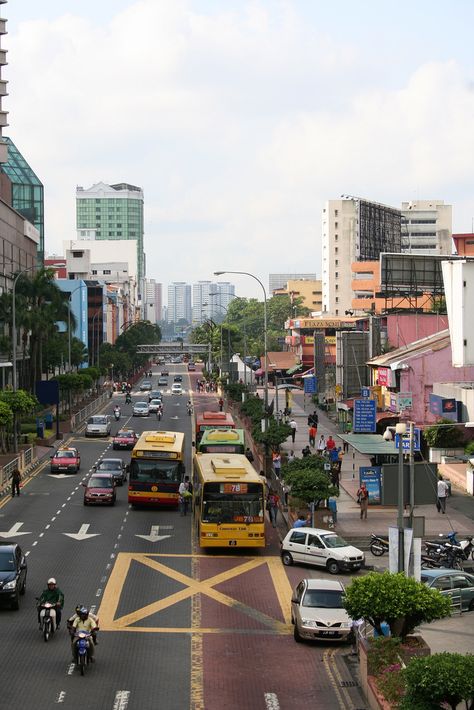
[353,398,376,433]
[359,466,382,504]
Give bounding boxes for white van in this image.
[281,527,364,575]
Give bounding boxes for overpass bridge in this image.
[136,342,212,360]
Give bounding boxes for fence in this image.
[70,392,110,431]
[0,445,36,493]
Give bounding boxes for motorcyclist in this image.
[71,607,97,662]
[125,392,132,404]
[156,402,163,420]
[114,405,121,420]
[187,400,193,415]
[37,578,64,630]
[67,605,99,645]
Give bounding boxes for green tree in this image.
[0,400,13,453]
[423,419,464,448]
[0,390,38,452]
[282,457,339,507]
[400,653,474,710]
[343,571,451,640]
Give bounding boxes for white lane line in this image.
[51,517,56,521]
[264,693,281,710]
[39,533,44,538]
[95,588,102,597]
[90,604,97,614]
[67,497,71,501]
[110,553,115,559]
[67,664,75,676]
[56,510,61,515]
[25,551,30,556]
[55,691,66,704]
[32,541,38,547]
[113,691,131,710]
[106,563,111,570]
[101,576,107,583]
[117,534,122,540]
[61,503,66,508]
[45,524,50,529]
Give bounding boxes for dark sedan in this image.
[0,542,27,609]
[421,568,474,611]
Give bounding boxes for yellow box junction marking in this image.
[97,553,293,633]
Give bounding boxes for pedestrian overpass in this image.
[136,342,212,360]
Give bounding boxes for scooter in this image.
[187,404,193,416]
[114,409,121,421]
[125,394,132,405]
[369,534,389,557]
[74,631,93,676]
[37,600,56,642]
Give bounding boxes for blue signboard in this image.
[429,394,458,422]
[353,398,376,433]
[304,376,317,394]
[395,428,421,452]
[361,387,371,398]
[359,466,382,504]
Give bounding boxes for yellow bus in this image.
[129,431,185,507]
[193,453,266,548]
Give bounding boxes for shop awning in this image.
[286,362,303,375]
[339,434,398,455]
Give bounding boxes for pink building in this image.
[368,330,474,426]
[385,312,449,350]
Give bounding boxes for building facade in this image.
[168,282,192,323]
[401,200,452,255]
[76,182,145,282]
[269,273,316,293]
[322,197,401,316]
[192,280,236,324]
[273,278,322,313]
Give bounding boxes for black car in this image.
[94,458,127,486]
[0,542,27,609]
[174,375,183,383]
[148,390,163,403]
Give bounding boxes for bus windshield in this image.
[201,482,264,524]
[129,459,182,483]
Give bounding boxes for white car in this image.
[171,383,183,395]
[281,527,364,574]
[148,398,162,414]
[85,415,111,437]
[133,401,150,417]
[291,579,352,643]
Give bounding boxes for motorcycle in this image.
[125,394,132,405]
[74,631,93,675]
[37,600,56,642]
[369,534,389,557]
[156,407,163,421]
[187,403,193,416]
[114,408,121,421]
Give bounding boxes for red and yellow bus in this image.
[129,431,185,507]
[193,453,266,548]
[195,410,235,443]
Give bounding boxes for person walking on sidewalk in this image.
[10,468,21,497]
[287,450,295,463]
[357,483,369,520]
[302,445,311,458]
[437,477,449,514]
[308,411,318,427]
[218,397,224,412]
[266,490,279,528]
[317,435,326,455]
[289,418,297,443]
[309,425,317,447]
[272,451,282,478]
[326,435,336,452]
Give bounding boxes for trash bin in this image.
[44,412,53,429]
[36,418,45,438]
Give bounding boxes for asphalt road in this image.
[0,364,366,710]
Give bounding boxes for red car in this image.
[83,473,116,506]
[50,448,81,473]
[113,429,138,450]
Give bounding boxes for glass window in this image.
[432,576,452,591]
[307,535,324,548]
[289,531,307,545]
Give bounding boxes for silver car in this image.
[148,398,162,414]
[291,578,352,643]
[85,415,111,437]
[94,458,127,486]
[133,401,150,417]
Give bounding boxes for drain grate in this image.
[340,680,359,688]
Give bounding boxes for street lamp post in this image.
[384,422,408,573]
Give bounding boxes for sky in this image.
[6,1,474,300]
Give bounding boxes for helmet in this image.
[79,607,89,619]
[75,604,82,613]
[47,578,56,585]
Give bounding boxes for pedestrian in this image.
[10,468,21,497]
[266,490,279,528]
[218,397,224,412]
[343,439,349,453]
[292,514,307,528]
[309,425,317,447]
[317,434,326,455]
[289,418,297,443]
[336,447,344,472]
[282,482,290,506]
[357,483,369,520]
[326,435,336,452]
[272,451,282,478]
[245,447,254,463]
[307,411,318,427]
[302,445,311,458]
[437,477,449,514]
[287,450,295,464]
[178,476,193,516]
[328,496,338,524]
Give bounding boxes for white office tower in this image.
[168,282,192,323]
[269,273,316,293]
[192,281,236,324]
[401,200,452,255]
[322,198,401,316]
[144,279,159,324]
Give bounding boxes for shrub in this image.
[400,653,474,710]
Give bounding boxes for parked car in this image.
[133,401,150,417]
[148,399,163,414]
[0,542,27,609]
[171,383,183,395]
[174,375,183,383]
[140,380,152,391]
[113,429,138,450]
[94,458,127,486]
[83,473,116,506]
[281,527,364,574]
[421,569,474,611]
[85,415,111,438]
[291,578,352,643]
[148,390,163,402]
[158,377,168,386]
[50,447,81,473]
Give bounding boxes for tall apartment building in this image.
[168,282,192,323]
[144,278,161,324]
[322,198,401,316]
[192,280,236,323]
[273,279,322,313]
[401,200,452,255]
[269,273,316,293]
[76,182,145,282]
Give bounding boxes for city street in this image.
[0,365,365,710]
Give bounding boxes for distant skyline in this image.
[7,1,474,298]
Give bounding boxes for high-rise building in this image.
[144,278,160,324]
[273,279,322,313]
[322,197,401,316]
[76,182,145,282]
[168,282,192,323]
[155,282,163,322]
[192,281,236,323]
[269,273,316,293]
[401,200,452,255]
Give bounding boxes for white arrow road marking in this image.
[0,522,31,538]
[135,525,171,543]
[171,416,179,419]
[63,524,101,541]
[47,474,74,479]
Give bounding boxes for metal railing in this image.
[0,445,36,494]
[70,392,110,431]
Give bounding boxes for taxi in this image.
[113,429,138,450]
[50,447,81,473]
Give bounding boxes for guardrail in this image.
[70,392,110,431]
[0,445,36,496]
